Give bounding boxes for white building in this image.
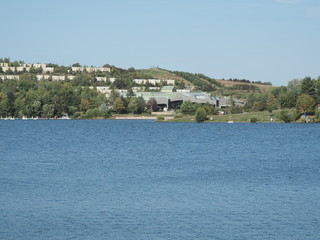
[132,87,144,92]
[16,66,30,72]
[97,67,111,72]
[176,89,190,93]
[85,67,111,73]
[52,76,65,81]
[33,64,46,69]
[149,87,161,91]
[67,75,75,80]
[85,67,96,73]
[43,67,54,73]
[96,86,110,94]
[95,77,107,82]
[1,67,9,72]
[0,63,9,67]
[36,75,50,81]
[133,79,168,86]
[1,67,16,72]
[148,79,161,85]
[133,79,148,84]
[109,78,116,83]
[71,67,84,72]
[165,79,175,85]
[0,75,20,80]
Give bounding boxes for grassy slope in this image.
[217,79,275,92]
[137,68,188,83]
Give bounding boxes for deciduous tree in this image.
[296,94,316,113]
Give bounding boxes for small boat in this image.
[59,114,71,120]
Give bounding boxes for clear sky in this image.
[1,0,319,86]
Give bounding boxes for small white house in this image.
[109,78,116,83]
[67,75,75,80]
[165,79,175,85]
[33,63,46,69]
[96,86,110,93]
[2,75,20,80]
[71,67,84,72]
[95,77,107,82]
[43,67,54,73]
[0,63,9,67]
[52,76,65,81]
[97,67,111,72]
[36,75,50,81]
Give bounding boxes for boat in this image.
[59,114,71,120]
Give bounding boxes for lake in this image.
[0,120,319,240]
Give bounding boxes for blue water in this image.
[1,120,319,240]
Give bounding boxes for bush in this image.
[145,108,152,114]
[174,113,183,119]
[82,108,104,119]
[180,100,197,115]
[250,117,258,123]
[195,107,208,122]
[157,115,164,121]
[313,108,320,123]
[278,109,300,123]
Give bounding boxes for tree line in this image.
[0,77,157,119]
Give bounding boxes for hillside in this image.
[217,79,275,92]
[137,68,189,86]
[137,68,274,98]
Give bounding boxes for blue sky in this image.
[1,0,320,86]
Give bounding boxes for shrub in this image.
[174,113,183,119]
[195,107,208,122]
[250,117,258,123]
[278,109,300,123]
[82,108,104,119]
[157,115,164,121]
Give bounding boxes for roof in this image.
[161,86,176,92]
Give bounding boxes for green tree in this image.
[79,87,97,112]
[195,107,208,122]
[244,93,256,111]
[287,79,302,93]
[31,100,42,116]
[180,100,196,115]
[279,91,298,109]
[42,104,54,118]
[296,94,316,113]
[300,77,316,101]
[266,94,278,113]
[113,79,128,89]
[147,98,158,111]
[279,109,299,123]
[112,97,125,113]
[0,92,10,116]
[73,74,92,86]
[136,96,146,114]
[315,77,320,104]
[127,97,138,114]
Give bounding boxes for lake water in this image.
[1,120,319,240]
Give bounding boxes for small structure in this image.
[161,86,176,93]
